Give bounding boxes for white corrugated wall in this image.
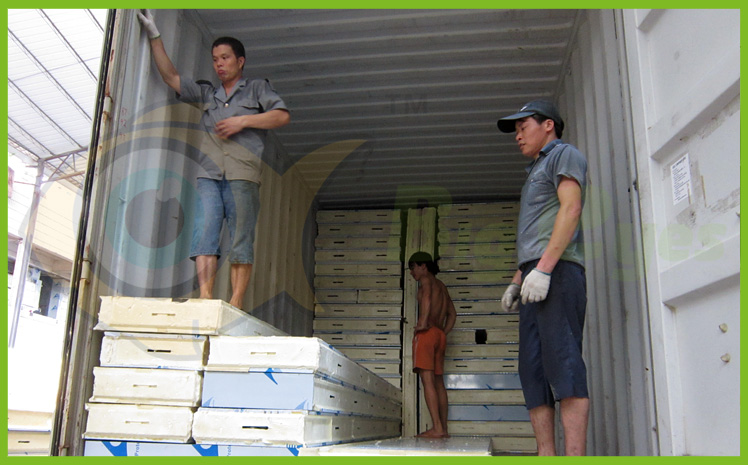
[556,9,658,456]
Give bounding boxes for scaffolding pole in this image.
[8,160,45,348]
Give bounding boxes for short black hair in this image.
[408,251,440,275]
[531,114,564,139]
[212,37,246,65]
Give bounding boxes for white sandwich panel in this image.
[445,359,519,374]
[201,371,401,419]
[84,403,194,443]
[315,263,401,276]
[317,333,401,347]
[490,437,538,454]
[440,271,515,287]
[358,361,401,376]
[444,373,522,390]
[358,289,403,304]
[314,275,401,290]
[448,328,519,345]
[448,286,504,300]
[439,243,518,258]
[314,290,358,303]
[314,303,402,318]
[7,409,53,432]
[448,420,534,437]
[313,318,401,333]
[99,332,207,370]
[448,389,525,405]
[205,336,401,403]
[447,344,519,359]
[89,367,202,407]
[302,437,492,456]
[454,314,520,329]
[449,405,530,422]
[452,300,504,314]
[191,409,401,447]
[317,209,402,224]
[84,440,302,456]
[384,377,401,389]
[315,236,401,250]
[438,216,518,231]
[315,249,402,263]
[95,297,287,337]
[317,224,402,238]
[437,202,520,218]
[437,229,517,245]
[7,431,51,455]
[438,256,517,271]
[336,347,401,361]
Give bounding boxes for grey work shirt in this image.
[516,139,587,268]
[178,76,288,183]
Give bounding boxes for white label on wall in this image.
[671,154,692,205]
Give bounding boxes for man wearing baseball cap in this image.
[497,100,589,455]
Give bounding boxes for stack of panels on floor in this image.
[436,203,537,455]
[7,410,53,456]
[84,297,401,456]
[313,209,404,389]
[199,336,402,447]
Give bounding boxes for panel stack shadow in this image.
[313,210,405,389]
[436,203,537,455]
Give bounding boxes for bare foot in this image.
[417,429,449,439]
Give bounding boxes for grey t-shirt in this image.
[516,139,587,268]
[178,76,288,183]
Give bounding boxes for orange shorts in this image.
[412,326,447,375]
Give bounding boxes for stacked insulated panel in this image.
[198,336,402,447]
[313,209,404,389]
[436,203,537,455]
[84,297,400,456]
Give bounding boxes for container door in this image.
[621,9,740,456]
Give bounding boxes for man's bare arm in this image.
[148,37,181,93]
[137,10,181,93]
[414,279,432,332]
[535,176,583,274]
[443,292,457,335]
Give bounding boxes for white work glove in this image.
[501,283,520,312]
[521,269,551,304]
[137,9,161,40]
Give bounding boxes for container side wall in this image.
[556,10,658,456]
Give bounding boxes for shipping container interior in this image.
[54,8,739,457]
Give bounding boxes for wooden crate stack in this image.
[436,202,537,455]
[313,209,404,389]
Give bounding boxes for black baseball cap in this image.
[497,100,565,133]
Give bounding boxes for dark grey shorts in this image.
[518,259,589,410]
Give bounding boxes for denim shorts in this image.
[518,259,589,410]
[190,177,260,264]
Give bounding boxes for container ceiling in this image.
[195,9,580,210]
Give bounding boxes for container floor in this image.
[301,437,493,456]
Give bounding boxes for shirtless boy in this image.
[408,252,457,438]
